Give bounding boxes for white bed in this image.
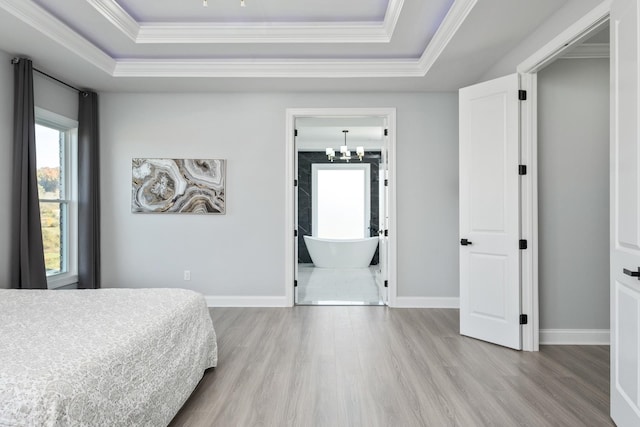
[0,288,217,427]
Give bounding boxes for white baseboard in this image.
[205,296,289,307]
[393,297,460,308]
[540,329,610,345]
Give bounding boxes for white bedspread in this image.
[0,288,217,427]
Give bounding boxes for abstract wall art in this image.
[132,158,226,214]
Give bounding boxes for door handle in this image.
[460,238,472,246]
[623,267,640,279]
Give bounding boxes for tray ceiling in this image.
[0,0,571,91]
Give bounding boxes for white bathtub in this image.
[303,236,378,268]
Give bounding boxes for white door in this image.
[611,0,640,424]
[459,74,522,350]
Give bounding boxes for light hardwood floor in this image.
[169,307,613,427]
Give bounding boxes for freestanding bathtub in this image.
[303,235,379,268]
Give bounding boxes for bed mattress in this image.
[0,288,217,426]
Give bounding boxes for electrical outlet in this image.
[183,270,191,281]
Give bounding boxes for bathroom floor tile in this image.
[296,265,383,305]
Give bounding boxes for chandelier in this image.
[326,130,365,162]
[203,0,246,7]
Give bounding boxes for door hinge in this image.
[519,314,528,325]
[519,239,528,250]
[384,179,389,187]
[384,129,388,136]
[384,229,389,237]
[384,280,388,288]
[294,280,298,288]
[294,129,298,137]
[294,179,298,187]
[518,165,527,175]
[294,230,298,237]
[518,90,527,101]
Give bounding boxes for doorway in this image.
[517,5,610,350]
[296,118,384,305]
[284,108,397,307]
[536,27,610,345]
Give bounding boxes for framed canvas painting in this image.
[132,158,225,214]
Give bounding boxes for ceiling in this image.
[0,0,572,92]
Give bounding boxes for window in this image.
[312,163,370,239]
[35,108,78,289]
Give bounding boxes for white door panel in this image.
[611,0,640,423]
[459,74,521,350]
[468,253,507,319]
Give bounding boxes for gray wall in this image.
[0,51,12,289]
[538,58,609,329]
[33,73,78,120]
[100,92,459,299]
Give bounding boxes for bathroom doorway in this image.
[287,110,395,306]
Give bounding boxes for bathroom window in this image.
[312,163,370,239]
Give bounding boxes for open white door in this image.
[611,0,640,424]
[459,74,522,350]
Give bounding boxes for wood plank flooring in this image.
[169,307,613,427]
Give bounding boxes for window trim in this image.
[311,163,371,239]
[35,107,78,289]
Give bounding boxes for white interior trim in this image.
[205,296,289,307]
[383,0,406,40]
[517,1,611,74]
[519,73,539,352]
[561,43,610,59]
[394,297,460,309]
[517,1,611,352]
[417,0,477,74]
[111,58,423,78]
[539,329,610,345]
[285,108,397,308]
[86,0,139,41]
[137,22,391,44]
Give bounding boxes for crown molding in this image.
[383,0,405,37]
[418,0,477,74]
[560,43,609,59]
[137,22,389,44]
[112,58,423,78]
[0,0,115,74]
[88,0,404,44]
[87,0,139,41]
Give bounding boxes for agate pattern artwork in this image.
[132,158,225,214]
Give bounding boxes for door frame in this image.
[284,108,397,307]
[517,0,611,351]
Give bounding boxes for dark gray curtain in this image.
[10,58,47,289]
[78,91,101,289]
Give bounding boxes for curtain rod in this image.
[11,57,86,95]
